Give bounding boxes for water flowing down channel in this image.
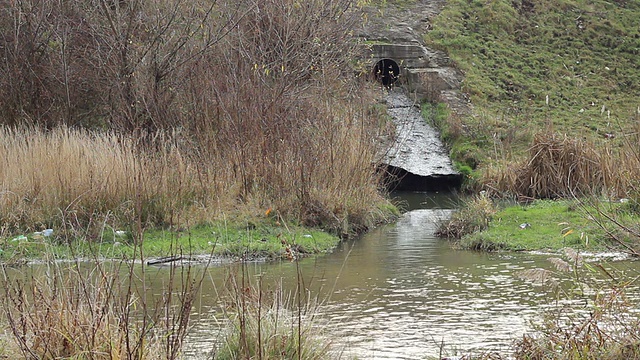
[381,90,461,191]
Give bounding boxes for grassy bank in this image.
[425,0,640,138]
[0,126,364,263]
[423,3,640,357]
[425,0,640,253]
[448,198,640,253]
[1,218,339,264]
[423,0,640,189]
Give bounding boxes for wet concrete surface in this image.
[382,90,460,190]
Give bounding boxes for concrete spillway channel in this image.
[380,90,462,191]
[365,43,465,191]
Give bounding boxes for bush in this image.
[435,192,497,240]
[0,0,395,238]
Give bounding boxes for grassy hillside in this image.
[425,0,640,167]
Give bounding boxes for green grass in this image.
[0,220,339,263]
[424,0,640,165]
[370,0,417,10]
[461,199,638,251]
[421,102,451,141]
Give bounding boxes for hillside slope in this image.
[424,0,640,166]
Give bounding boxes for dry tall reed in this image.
[513,250,640,360]
[0,0,394,240]
[1,257,205,360]
[214,266,334,360]
[0,127,227,237]
[0,91,390,239]
[482,132,640,199]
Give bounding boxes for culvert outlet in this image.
[373,59,400,86]
[383,165,463,192]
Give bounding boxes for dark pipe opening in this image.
[382,165,463,192]
[373,59,400,86]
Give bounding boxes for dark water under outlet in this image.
[4,192,639,359]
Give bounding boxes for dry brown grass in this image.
[0,94,390,238]
[214,268,335,360]
[482,132,640,200]
[2,263,162,359]
[0,0,394,239]
[0,127,228,237]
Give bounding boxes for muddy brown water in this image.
[4,192,639,359]
[181,192,639,359]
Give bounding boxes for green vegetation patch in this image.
[462,199,637,251]
[424,0,640,164]
[0,221,339,264]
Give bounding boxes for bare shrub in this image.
[198,0,392,235]
[0,0,394,239]
[513,252,640,360]
[0,0,241,130]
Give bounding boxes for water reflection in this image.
[296,212,552,359]
[4,191,638,359]
[183,192,563,359]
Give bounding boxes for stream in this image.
[3,192,639,359]
[3,85,638,356]
[176,191,639,359]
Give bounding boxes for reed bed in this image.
[0,127,226,237]
[0,94,390,239]
[214,273,335,360]
[1,258,204,360]
[482,132,640,200]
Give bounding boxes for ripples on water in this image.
[4,194,637,359]
[179,194,538,358]
[178,193,640,359]
[313,209,551,359]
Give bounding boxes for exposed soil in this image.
[359,0,448,46]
